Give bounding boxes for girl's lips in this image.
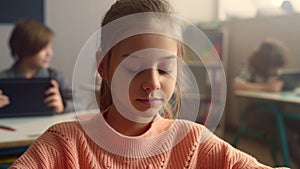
[136,98,163,106]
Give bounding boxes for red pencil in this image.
[0,125,16,131]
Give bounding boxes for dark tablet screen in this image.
[0,78,54,117]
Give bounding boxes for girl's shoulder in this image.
[162,119,210,143]
[43,121,86,142]
[173,119,205,132]
[47,120,81,130]
[153,116,205,136]
[172,119,222,146]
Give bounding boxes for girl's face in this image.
[24,42,53,69]
[106,34,178,113]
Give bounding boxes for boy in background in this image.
[0,19,72,113]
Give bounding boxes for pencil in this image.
[0,125,16,131]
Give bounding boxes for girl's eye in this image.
[158,69,170,74]
[122,59,142,74]
[157,61,176,74]
[125,66,141,74]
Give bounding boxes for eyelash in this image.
[125,68,171,75]
[158,69,172,75]
[126,69,139,74]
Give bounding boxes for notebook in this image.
[279,70,300,91]
[0,78,55,117]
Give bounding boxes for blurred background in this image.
[1,0,300,168]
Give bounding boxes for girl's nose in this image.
[142,69,161,92]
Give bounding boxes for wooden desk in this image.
[234,90,300,167]
[234,91,300,104]
[0,110,97,149]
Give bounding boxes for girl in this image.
[10,0,287,168]
[0,19,72,113]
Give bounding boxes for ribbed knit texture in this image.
[9,116,289,169]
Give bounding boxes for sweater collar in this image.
[80,112,195,158]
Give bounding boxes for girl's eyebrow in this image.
[161,55,177,60]
[126,54,177,60]
[121,53,130,58]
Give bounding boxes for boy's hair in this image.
[248,39,288,76]
[9,18,54,60]
[98,0,182,119]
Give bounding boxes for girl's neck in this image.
[16,61,39,79]
[105,106,152,136]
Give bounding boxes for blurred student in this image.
[0,19,72,113]
[233,39,287,133]
[234,39,287,92]
[234,39,300,167]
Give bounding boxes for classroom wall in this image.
[0,25,13,70]
[0,0,217,84]
[170,0,218,23]
[45,0,110,83]
[222,13,300,127]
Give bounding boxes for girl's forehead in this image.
[126,48,177,63]
[112,34,178,55]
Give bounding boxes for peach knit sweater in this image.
[10,113,288,169]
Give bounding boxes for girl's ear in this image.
[98,61,105,79]
[96,50,106,79]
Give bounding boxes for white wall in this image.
[219,0,300,20]
[170,0,218,23]
[0,25,14,70]
[46,0,112,83]
[0,0,217,83]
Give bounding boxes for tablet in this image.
[0,78,55,117]
[280,71,300,91]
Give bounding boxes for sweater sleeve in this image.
[9,140,64,169]
[195,134,289,169]
[9,123,77,169]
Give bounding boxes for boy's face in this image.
[267,66,281,76]
[25,42,53,69]
[104,34,178,115]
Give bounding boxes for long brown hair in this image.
[98,0,183,119]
